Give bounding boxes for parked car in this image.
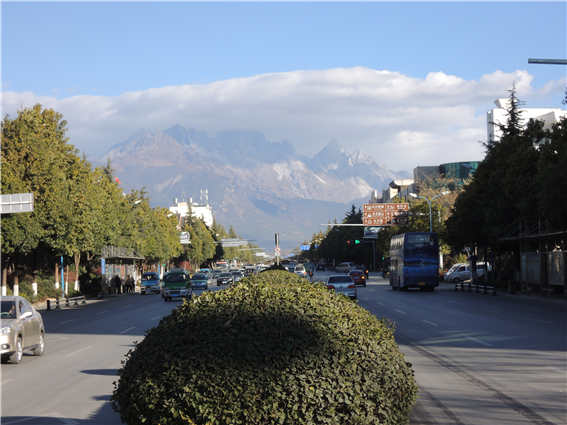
[325,275,357,300]
[218,272,235,286]
[191,273,211,290]
[336,262,356,273]
[1,296,45,364]
[444,263,491,283]
[140,272,160,295]
[349,270,367,287]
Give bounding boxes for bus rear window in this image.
[406,234,435,248]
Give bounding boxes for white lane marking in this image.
[395,309,406,314]
[422,320,438,326]
[122,305,132,308]
[482,309,500,314]
[142,300,150,302]
[119,327,136,334]
[376,302,384,306]
[529,318,555,325]
[64,345,93,358]
[152,316,163,320]
[466,337,493,347]
[96,311,108,315]
[450,301,462,305]
[545,366,564,373]
[59,319,76,324]
[363,297,370,300]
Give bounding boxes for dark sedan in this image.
[217,272,235,286]
[1,296,45,364]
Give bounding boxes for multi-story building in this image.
[169,197,213,228]
[487,98,567,143]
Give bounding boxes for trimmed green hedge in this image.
[111,271,417,424]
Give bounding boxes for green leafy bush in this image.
[111,271,417,424]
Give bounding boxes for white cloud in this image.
[2,67,562,171]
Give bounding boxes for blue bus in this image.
[389,232,439,291]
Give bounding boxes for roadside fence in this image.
[46,296,87,311]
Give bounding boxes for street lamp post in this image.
[409,191,450,232]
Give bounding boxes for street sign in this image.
[101,259,106,275]
[363,203,409,226]
[275,247,281,254]
[0,193,34,214]
[300,245,310,250]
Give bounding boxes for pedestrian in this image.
[114,275,121,294]
[127,275,134,293]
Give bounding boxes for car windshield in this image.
[192,274,207,280]
[165,274,186,282]
[232,272,243,277]
[328,276,354,283]
[350,271,363,276]
[1,301,17,318]
[220,273,232,278]
[141,274,157,281]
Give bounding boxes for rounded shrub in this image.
[111,271,417,424]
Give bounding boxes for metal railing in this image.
[46,296,87,311]
[454,279,497,296]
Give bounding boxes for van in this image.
[445,263,491,283]
[336,262,356,273]
[140,272,160,295]
[161,268,192,301]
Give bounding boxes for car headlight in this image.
[1,326,12,335]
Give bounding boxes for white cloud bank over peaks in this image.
[2,67,562,171]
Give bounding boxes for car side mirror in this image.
[20,311,32,320]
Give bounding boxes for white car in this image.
[336,262,356,273]
[445,263,491,283]
[294,264,307,278]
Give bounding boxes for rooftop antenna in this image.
[181,189,186,203]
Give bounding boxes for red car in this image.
[349,270,367,287]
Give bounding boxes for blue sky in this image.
[2,1,566,171]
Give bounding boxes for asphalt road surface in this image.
[1,274,565,424]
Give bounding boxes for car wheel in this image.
[453,277,461,283]
[141,291,146,295]
[10,337,23,364]
[33,332,45,356]
[363,283,366,287]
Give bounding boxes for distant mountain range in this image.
[96,125,409,252]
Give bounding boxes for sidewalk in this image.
[436,281,567,308]
[34,285,141,312]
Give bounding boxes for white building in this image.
[487,98,567,142]
[169,197,213,228]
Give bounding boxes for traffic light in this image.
[354,240,361,244]
[347,240,361,245]
[347,240,354,244]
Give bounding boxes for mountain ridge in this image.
[98,125,409,250]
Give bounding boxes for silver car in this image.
[325,275,357,300]
[1,296,45,364]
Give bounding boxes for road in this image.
[1,274,565,424]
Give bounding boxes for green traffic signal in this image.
[355,240,361,244]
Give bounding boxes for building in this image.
[381,162,479,203]
[487,98,567,143]
[169,197,213,228]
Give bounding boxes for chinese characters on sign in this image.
[362,203,409,226]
